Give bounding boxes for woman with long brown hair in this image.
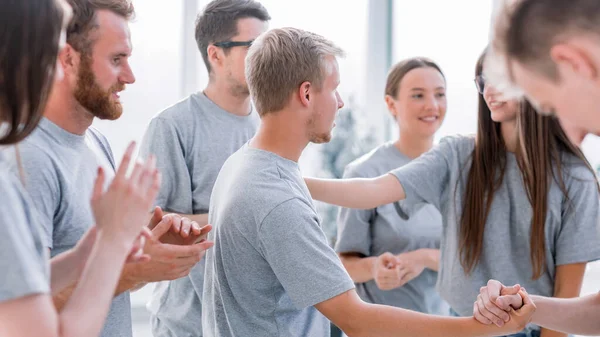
[336,57,446,315]
[0,0,160,336]
[305,50,600,337]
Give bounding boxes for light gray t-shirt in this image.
[336,142,445,314]
[203,144,355,337]
[0,150,49,302]
[7,118,132,337]
[391,135,600,317]
[140,92,259,337]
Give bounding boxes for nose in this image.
[336,91,344,109]
[424,95,439,112]
[119,61,136,84]
[484,83,500,101]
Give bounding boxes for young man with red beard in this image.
[6,1,213,337]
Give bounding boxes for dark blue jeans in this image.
[450,308,540,337]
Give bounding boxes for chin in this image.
[490,110,516,123]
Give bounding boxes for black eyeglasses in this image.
[474,75,485,94]
[213,40,254,49]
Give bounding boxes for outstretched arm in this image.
[305,174,405,209]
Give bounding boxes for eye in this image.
[436,92,446,98]
[112,57,121,65]
[411,94,423,99]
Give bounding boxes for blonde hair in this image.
[245,27,344,116]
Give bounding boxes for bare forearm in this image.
[305,174,405,209]
[57,234,130,337]
[416,249,440,272]
[532,294,600,335]
[539,263,586,337]
[53,263,141,311]
[339,255,376,283]
[345,303,508,337]
[50,250,83,295]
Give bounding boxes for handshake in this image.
[473,280,534,328]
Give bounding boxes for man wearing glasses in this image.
[140,0,270,336]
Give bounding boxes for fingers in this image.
[476,294,506,327]
[497,293,523,310]
[485,279,504,302]
[180,217,192,238]
[480,286,510,323]
[129,161,144,188]
[378,252,397,268]
[473,301,493,325]
[170,214,182,233]
[138,155,157,191]
[160,240,214,259]
[193,224,212,243]
[115,142,136,179]
[151,214,173,238]
[190,221,202,236]
[140,226,152,239]
[91,167,105,202]
[500,283,521,296]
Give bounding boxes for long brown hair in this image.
[459,50,599,279]
[0,0,65,145]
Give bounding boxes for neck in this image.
[501,119,518,153]
[44,85,94,135]
[249,110,309,163]
[203,80,252,117]
[394,131,434,159]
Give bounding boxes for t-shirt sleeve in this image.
[16,146,61,249]
[335,165,375,256]
[139,117,193,213]
[389,137,455,213]
[0,178,49,302]
[554,165,600,265]
[258,198,355,309]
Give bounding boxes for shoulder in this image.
[0,167,30,217]
[344,144,391,177]
[559,154,598,187]
[150,94,204,125]
[438,134,475,151]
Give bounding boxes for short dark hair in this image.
[66,0,135,55]
[498,0,600,81]
[0,0,65,145]
[385,57,445,99]
[195,0,271,74]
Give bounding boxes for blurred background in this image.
[90,1,600,336]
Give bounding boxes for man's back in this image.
[203,144,354,337]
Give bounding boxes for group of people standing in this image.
[1,0,600,337]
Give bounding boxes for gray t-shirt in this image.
[0,150,49,302]
[335,142,445,314]
[140,92,259,337]
[7,118,132,337]
[391,135,600,316]
[203,144,355,337]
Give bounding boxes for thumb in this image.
[497,293,523,310]
[148,206,163,230]
[151,214,173,238]
[500,284,521,296]
[380,252,397,269]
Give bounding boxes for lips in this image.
[489,101,505,109]
[419,116,439,122]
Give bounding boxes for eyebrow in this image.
[410,87,445,91]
